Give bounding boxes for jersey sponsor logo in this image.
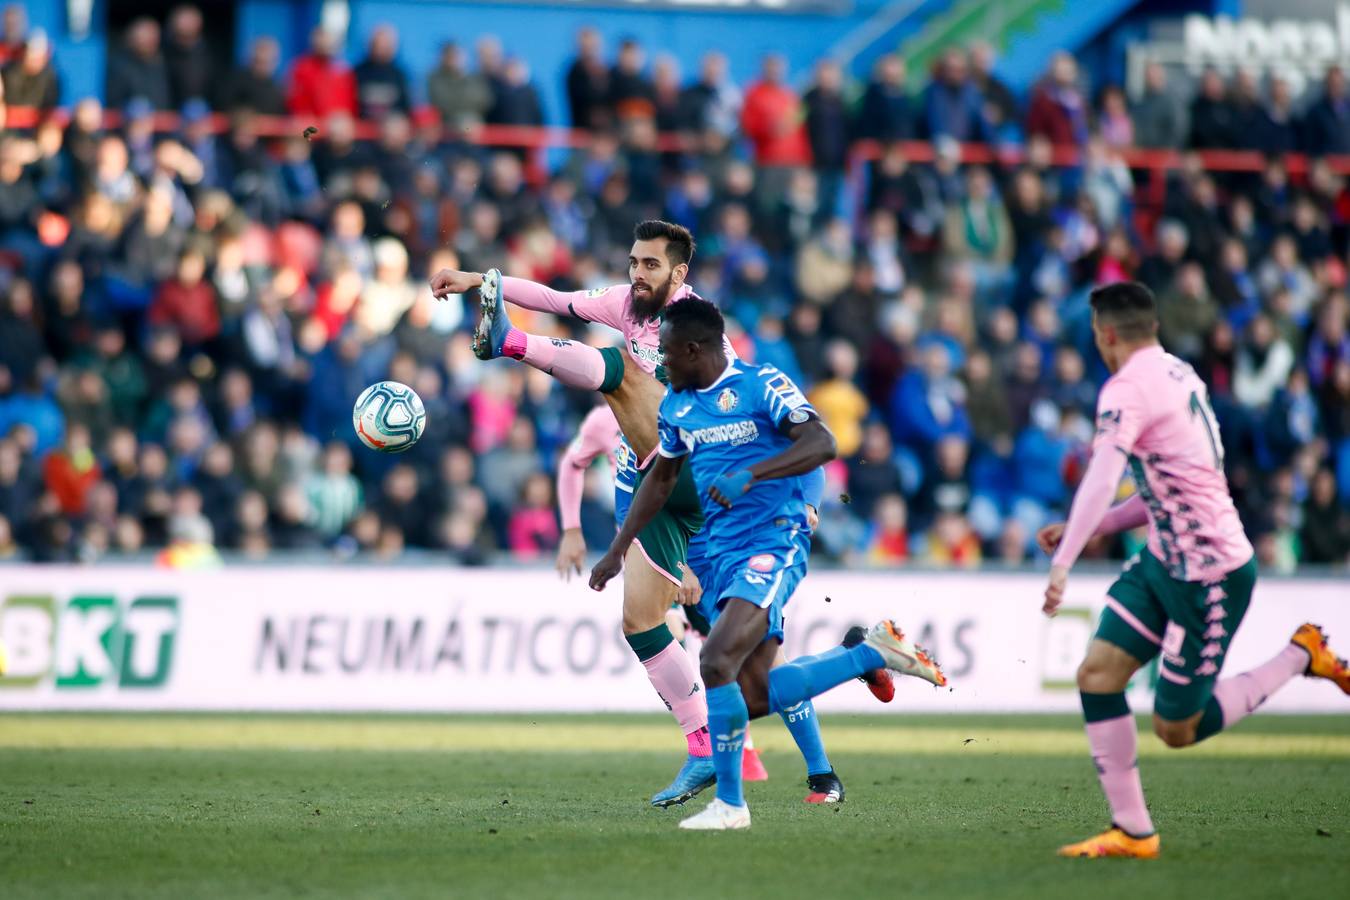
[763,370,809,409]
[716,388,739,412]
[747,553,775,572]
[629,339,663,366]
[679,419,760,449]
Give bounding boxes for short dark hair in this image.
[1090,281,1157,340]
[662,295,723,346]
[633,220,695,268]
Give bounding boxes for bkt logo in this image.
[0,594,179,689]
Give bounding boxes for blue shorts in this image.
[696,522,810,644]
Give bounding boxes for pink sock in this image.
[502,327,528,359]
[687,726,711,757]
[1085,715,1154,836]
[642,641,708,748]
[1212,643,1308,728]
[518,333,606,390]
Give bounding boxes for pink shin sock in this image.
[641,642,709,756]
[517,332,607,390]
[1211,644,1308,729]
[1085,716,1154,837]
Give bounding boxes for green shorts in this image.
[630,460,705,585]
[1096,549,1258,721]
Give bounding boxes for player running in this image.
[554,404,895,801]
[589,298,946,831]
[1039,281,1350,860]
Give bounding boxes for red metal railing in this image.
[8,103,1350,216]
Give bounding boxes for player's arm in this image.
[1037,492,1147,555]
[710,419,837,509]
[555,408,618,580]
[709,369,838,509]
[589,452,685,591]
[1041,379,1145,616]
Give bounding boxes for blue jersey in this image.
[657,360,818,546]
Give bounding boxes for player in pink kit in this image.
[1039,282,1350,859]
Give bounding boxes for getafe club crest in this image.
[717,388,738,412]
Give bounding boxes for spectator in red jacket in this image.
[1026,52,1088,146]
[43,423,102,517]
[741,55,810,168]
[287,27,357,120]
[149,247,221,348]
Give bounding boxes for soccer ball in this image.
[352,381,426,453]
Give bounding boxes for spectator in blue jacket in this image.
[887,338,972,458]
[923,49,988,143]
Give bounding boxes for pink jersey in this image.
[1088,344,1253,581]
[556,405,621,531]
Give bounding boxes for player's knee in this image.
[1076,656,1129,694]
[621,598,665,635]
[1152,714,1196,749]
[700,652,736,689]
[742,693,770,719]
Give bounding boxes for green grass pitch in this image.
[2,713,1347,898]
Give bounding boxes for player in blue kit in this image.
[590,297,946,831]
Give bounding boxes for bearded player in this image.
[1039,281,1350,859]
[432,222,888,808]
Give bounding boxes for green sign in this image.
[0,594,178,689]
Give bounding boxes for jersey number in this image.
[1188,390,1224,470]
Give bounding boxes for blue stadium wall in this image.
[28,0,1238,117]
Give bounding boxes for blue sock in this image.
[779,699,831,776]
[767,645,885,713]
[706,682,748,807]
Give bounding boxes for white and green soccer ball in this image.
[352,381,426,453]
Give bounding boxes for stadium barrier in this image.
[1,565,1345,713]
[9,103,1350,201]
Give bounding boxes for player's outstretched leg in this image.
[766,620,945,717]
[844,624,896,703]
[764,645,840,802]
[1175,623,1349,747]
[472,268,613,390]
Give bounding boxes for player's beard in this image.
[629,273,673,325]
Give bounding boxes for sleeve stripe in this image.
[657,445,688,458]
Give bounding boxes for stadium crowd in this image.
[0,6,1348,569]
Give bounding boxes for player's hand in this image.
[806,504,819,531]
[555,528,586,581]
[589,548,624,592]
[1043,565,1069,617]
[429,268,483,299]
[675,561,702,607]
[708,469,754,509]
[1036,522,1067,555]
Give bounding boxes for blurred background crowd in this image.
[0,4,1347,569]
